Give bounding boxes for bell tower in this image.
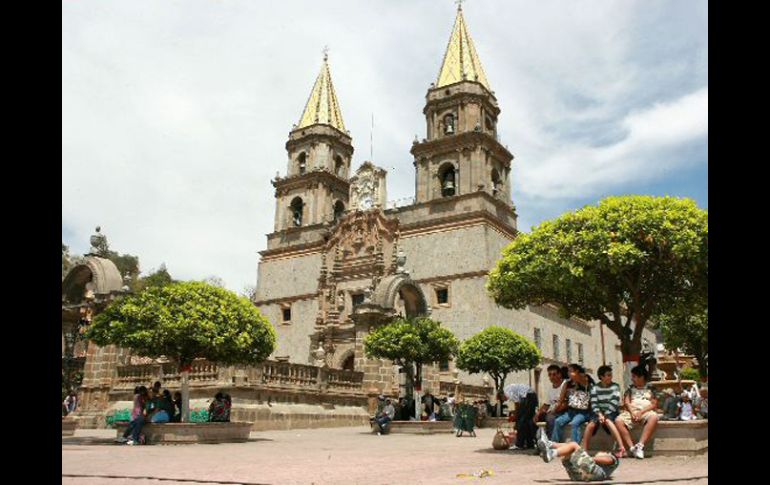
[411,5,514,205]
[272,51,354,232]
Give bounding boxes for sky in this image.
[62,0,708,293]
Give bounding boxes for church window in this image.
[342,354,355,371]
[352,293,365,307]
[298,152,307,175]
[486,116,495,133]
[443,113,455,134]
[439,164,456,197]
[281,306,291,323]
[577,343,584,366]
[534,328,542,350]
[333,200,345,222]
[436,287,449,305]
[566,338,572,363]
[553,335,560,361]
[491,169,501,196]
[334,155,345,177]
[290,197,304,226]
[439,359,450,372]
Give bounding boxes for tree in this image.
[62,243,72,279]
[241,285,258,302]
[139,263,175,290]
[654,306,708,379]
[456,326,541,416]
[86,281,277,421]
[364,317,459,418]
[203,276,226,288]
[487,196,708,384]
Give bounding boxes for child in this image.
[583,365,625,458]
[678,393,696,421]
[615,366,660,459]
[697,388,708,419]
[538,428,620,481]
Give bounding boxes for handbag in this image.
[492,427,510,450]
[568,389,590,410]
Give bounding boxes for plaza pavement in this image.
[63,426,707,485]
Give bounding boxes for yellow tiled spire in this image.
[297,52,346,132]
[436,5,490,90]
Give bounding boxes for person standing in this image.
[504,383,539,449]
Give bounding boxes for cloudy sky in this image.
[62,0,708,293]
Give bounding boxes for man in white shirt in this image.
[534,365,566,439]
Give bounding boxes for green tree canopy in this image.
[87,281,277,422]
[487,195,708,365]
[654,306,708,379]
[87,281,276,367]
[365,317,459,399]
[456,326,541,396]
[138,263,175,290]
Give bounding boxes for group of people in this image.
[504,363,707,481]
[117,381,232,445]
[117,381,183,445]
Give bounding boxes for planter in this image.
[115,421,252,445]
[62,417,78,436]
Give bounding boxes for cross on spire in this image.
[322,45,329,61]
[455,0,465,10]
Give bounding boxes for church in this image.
[253,5,657,399]
[65,6,660,431]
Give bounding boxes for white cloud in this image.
[62,0,707,292]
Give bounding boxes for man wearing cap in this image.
[374,398,395,435]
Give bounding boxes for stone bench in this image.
[115,421,252,445]
[537,419,708,456]
[62,417,78,437]
[371,420,454,435]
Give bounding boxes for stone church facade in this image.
[254,6,656,402]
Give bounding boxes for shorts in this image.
[561,446,619,481]
[618,410,655,429]
[589,411,619,424]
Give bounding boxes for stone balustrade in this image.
[112,359,364,394]
[262,361,319,387]
[439,381,492,401]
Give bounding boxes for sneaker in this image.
[629,444,644,459]
[635,445,645,459]
[537,428,552,449]
[126,440,135,446]
[539,444,557,463]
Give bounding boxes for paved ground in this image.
[63,426,707,485]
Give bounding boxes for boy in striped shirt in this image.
[583,365,625,457]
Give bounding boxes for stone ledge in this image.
[537,419,708,456]
[62,417,78,436]
[480,417,511,428]
[115,422,252,445]
[374,420,454,434]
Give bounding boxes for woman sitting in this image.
[208,392,231,422]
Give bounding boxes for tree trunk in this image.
[181,369,190,423]
[495,376,505,417]
[620,338,642,389]
[414,363,422,420]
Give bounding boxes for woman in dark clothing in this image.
[171,391,183,422]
